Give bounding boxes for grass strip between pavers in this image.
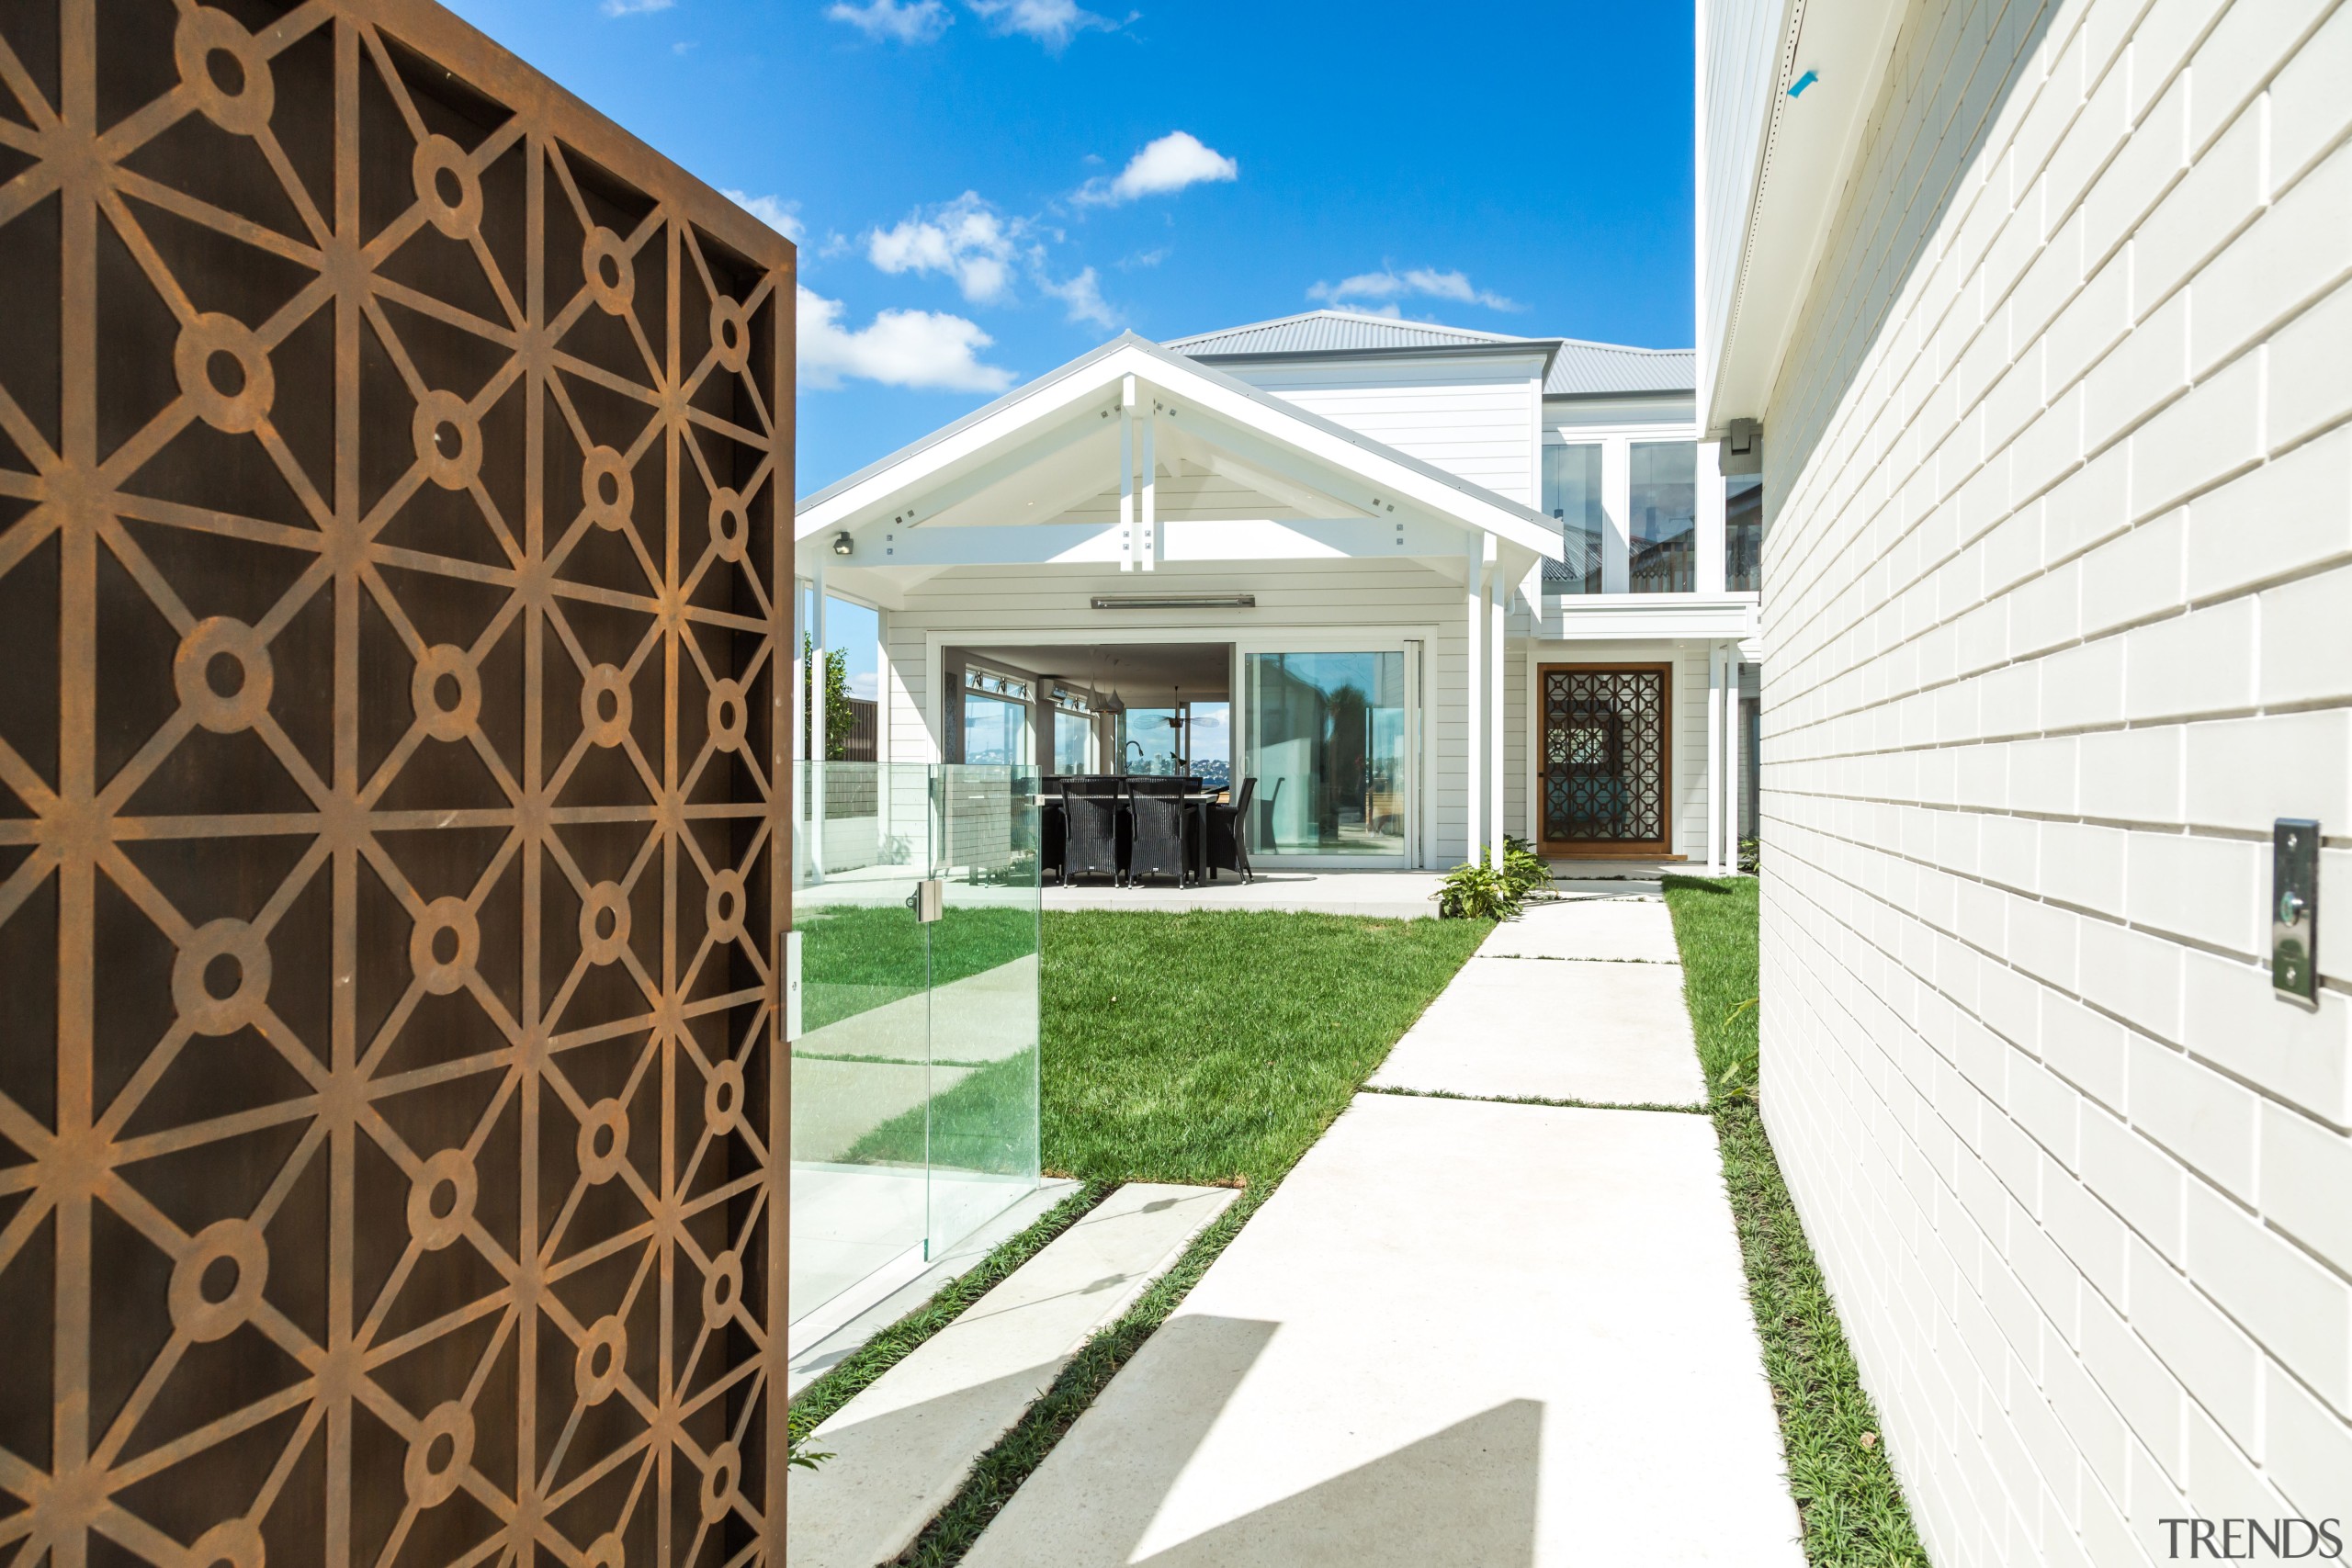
[1662,874,1929,1568]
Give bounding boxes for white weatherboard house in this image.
[1705,0,2352,1560]
[795,310,1763,874]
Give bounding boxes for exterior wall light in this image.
[832,531,854,557]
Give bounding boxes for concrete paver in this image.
[1477,896,1681,963]
[963,1095,1802,1567]
[1368,956,1705,1106]
[788,1181,1238,1568]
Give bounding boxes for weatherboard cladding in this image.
[1164,309,1696,399]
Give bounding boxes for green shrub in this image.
[1438,857,1519,919]
[1501,836,1555,900]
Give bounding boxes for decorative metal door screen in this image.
[1539,665,1671,852]
[0,2,794,1565]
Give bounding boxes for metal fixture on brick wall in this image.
[0,0,796,1559]
[2275,819,2321,1006]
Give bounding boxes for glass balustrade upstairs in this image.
[787,761,1042,1336]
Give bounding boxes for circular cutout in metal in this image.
[188,1518,266,1568]
[175,7,274,138]
[709,297,750,374]
[175,616,274,734]
[702,1248,742,1327]
[705,869,746,944]
[412,135,482,239]
[412,389,481,491]
[409,897,478,997]
[406,1147,477,1251]
[575,1314,627,1405]
[707,487,750,564]
[580,882,630,966]
[583,228,634,316]
[175,313,276,434]
[411,644,481,742]
[707,678,747,753]
[700,1441,740,1523]
[170,1218,269,1343]
[579,1098,629,1185]
[172,918,273,1037]
[403,1402,474,1508]
[584,1535,624,1568]
[582,663,631,748]
[582,446,633,532]
[705,1058,744,1136]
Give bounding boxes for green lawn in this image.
[1661,875,1928,1568]
[1037,908,1491,1186]
[796,901,1038,1033]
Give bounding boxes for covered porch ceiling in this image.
[795,334,1562,609]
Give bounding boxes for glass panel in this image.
[1542,443,1605,593]
[928,764,1042,1258]
[1117,707,1183,774]
[1243,651,1408,857]
[1725,474,1764,592]
[1190,701,1232,789]
[962,691,1027,765]
[789,761,934,1326]
[1629,441,1697,593]
[1051,707,1091,773]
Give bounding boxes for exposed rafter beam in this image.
[834,517,1453,568]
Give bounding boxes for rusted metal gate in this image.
[1538,664,1672,855]
[0,0,794,1562]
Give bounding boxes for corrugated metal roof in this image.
[1544,342,1697,397]
[1164,308,1694,399]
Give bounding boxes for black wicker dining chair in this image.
[1059,775,1124,886]
[1207,776,1256,883]
[1125,776,1193,886]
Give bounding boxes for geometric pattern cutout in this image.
[0,1,793,1562]
[1540,665,1669,848]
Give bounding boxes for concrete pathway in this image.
[1367,896,1707,1106]
[962,1096,1802,1567]
[789,1182,1238,1568]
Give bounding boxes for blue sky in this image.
[444,0,1697,496]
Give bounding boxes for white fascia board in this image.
[1702,0,1905,434]
[833,517,1464,569]
[797,334,1563,560]
[1534,592,1761,641]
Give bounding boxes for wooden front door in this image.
[1538,664,1673,855]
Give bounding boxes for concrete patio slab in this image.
[963,1095,1802,1568]
[1479,896,1681,963]
[1368,956,1705,1106]
[789,1181,1238,1568]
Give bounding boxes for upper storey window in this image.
[1628,442,1697,593]
[1542,444,1604,594]
[1725,475,1763,592]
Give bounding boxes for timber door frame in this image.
[1535,661,1675,858]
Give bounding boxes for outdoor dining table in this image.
[1040,782,1228,884]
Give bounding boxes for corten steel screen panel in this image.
[1538,665,1672,853]
[0,1,795,1564]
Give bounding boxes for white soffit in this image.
[1707,0,1905,431]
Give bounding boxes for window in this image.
[1048,686,1092,774]
[961,665,1030,765]
[1628,442,1696,593]
[1542,444,1605,594]
[1725,475,1763,592]
[1243,652,1407,858]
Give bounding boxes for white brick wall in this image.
[1755,0,2352,1562]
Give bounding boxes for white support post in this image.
[809,561,829,885]
[1118,376,1136,572]
[1601,438,1631,594]
[1141,398,1158,572]
[1724,653,1745,868]
[791,575,807,876]
[1708,644,1725,873]
[1464,540,1485,864]
[1487,565,1506,869]
[1696,438,1727,594]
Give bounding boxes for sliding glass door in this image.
[1242,650,1408,859]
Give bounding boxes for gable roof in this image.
[1163,308,1696,400]
[797,332,1562,560]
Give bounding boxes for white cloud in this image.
[827,0,951,42]
[966,0,1114,48]
[1039,266,1117,329]
[1307,266,1521,313]
[600,0,673,15]
[1076,131,1238,206]
[865,192,1027,304]
[723,190,806,243]
[797,286,1015,392]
